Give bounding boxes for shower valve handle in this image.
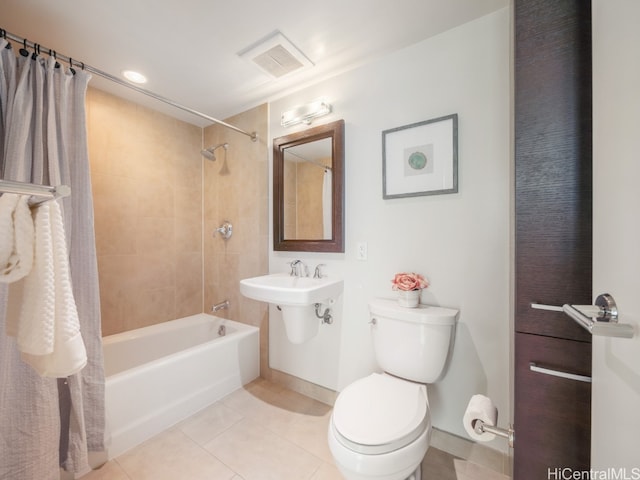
[215,221,232,240]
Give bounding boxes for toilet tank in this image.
[369,298,458,383]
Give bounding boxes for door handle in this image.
[529,362,592,383]
[530,293,635,339]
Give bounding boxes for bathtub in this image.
[103,313,259,458]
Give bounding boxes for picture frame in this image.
[382,113,458,199]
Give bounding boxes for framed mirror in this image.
[273,119,344,252]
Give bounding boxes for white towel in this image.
[0,193,34,283]
[17,200,87,377]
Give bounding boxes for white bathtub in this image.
[103,313,259,458]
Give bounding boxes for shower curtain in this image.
[0,39,105,479]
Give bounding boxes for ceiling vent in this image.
[239,31,313,79]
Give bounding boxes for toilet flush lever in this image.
[369,318,377,325]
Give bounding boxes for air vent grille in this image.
[252,45,305,78]
[239,31,313,79]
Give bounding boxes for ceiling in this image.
[3,0,508,127]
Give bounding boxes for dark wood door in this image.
[514,1,593,477]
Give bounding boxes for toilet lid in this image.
[332,373,429,454]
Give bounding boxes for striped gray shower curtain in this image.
[0,38,105,479]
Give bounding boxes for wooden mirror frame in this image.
[273,119,345,252]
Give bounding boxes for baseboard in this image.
[266,368,338,406]
[431,427,512,476]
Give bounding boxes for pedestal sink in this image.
[240,273,343,343]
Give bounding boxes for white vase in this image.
[397,289,421,308]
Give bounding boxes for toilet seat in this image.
[332,373,429,455]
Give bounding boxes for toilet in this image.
[328,298,458,480]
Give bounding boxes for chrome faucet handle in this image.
[289,259,309,277]
[215,221,232,240]
[289,260,301,276]
[313,264,326,279]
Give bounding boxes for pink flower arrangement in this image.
[391,272,429,291]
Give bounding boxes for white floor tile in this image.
[80,379,510,480]
[204,418,323,480]
[310,462,345,480]
[78,460,129,480]
[116,428,235,480]
[177,401,244,446]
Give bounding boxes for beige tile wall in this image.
[202,104,270,376]
[282,157,330,240]
[295,161,328,239]
[87,89,270,372]
[87,88,203,336]
[283,159,297,239]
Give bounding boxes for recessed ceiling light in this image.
[122,70,147,84]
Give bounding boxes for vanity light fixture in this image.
[281,99,332,128]
[122,70,147,84]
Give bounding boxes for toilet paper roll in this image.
[463,394,498,442]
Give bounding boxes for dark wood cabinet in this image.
[515,0,593,343]
[514,333,591,478]
[514,1,593,478]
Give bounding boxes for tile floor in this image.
[81,379,510,480]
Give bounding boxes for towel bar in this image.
[0,179,71,206]
[529,362,592,383]
[530,303,563,312]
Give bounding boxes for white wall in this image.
[268,8,511,449]
[592,0,640,468]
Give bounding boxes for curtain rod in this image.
[284,149,332,171]
[1,29,257,142]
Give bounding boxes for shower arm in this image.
[202,143,228,159]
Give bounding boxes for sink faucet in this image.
[313,264,326,279]
[289,260,308,277]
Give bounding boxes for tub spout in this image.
[211,300,230,312]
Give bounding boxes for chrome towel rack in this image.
[0,179,71,206]
[531,293,634,339]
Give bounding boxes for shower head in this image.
[201,148,216,160]
[201,143,228,161]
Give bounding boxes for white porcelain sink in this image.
[240,273,343,306]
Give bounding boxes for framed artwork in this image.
[382,114,458,199]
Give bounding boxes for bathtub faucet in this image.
[211,300,230,313]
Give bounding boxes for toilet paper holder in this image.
[473,420,515,448]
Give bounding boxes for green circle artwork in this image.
[408,151,427,170]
